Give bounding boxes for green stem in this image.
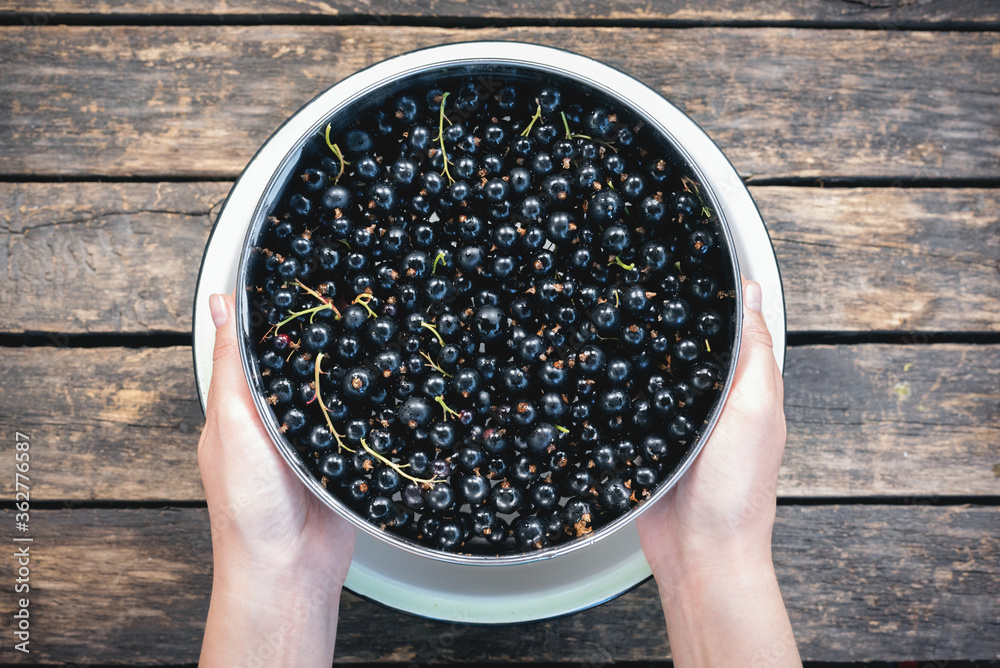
[419,351,452,377]
[324,125,350,184]
[435,92,454,184]
[560,112,618,153]
[609,256,635,271]
[315,353,354,454]
[420,320,446,347]
[360,439,438,485]
[521,103,542,137]
[560,111,574,140]
[432,251,447,274]
[555,424,570,434]
[353,293,379,319]
[273,304,333,334]
[595,138,618,153]
[435,395,460,421]
[681,175,712,219]
[293,280,342,319]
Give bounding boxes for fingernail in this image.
[209,294,229,329]
[744,281,763,314]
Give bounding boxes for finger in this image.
[208,293,246,397]
[732,279,782,397]
[710,280,784,443]
[740,279,773,350]
[202,293,272,453]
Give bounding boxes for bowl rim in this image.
[234,40,743,566]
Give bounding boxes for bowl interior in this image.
[236,48,742,566]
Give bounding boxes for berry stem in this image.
[521,103,542,137]
[262,280,343,339]
[420,320,446,347]
[560,112,618,153]
[294,280,342,318]
[353,292,379,319]
[272,304,331,335]
[560,111,578,140]
[681,175,700,194]
[419,350,452,377]
[360,438,439,485]
[435,395,460,421]
[555,424,570,434]
[609,255,635,271]
[324,124,350,184]
[435,91,455,185]
[315,353,355,453]
[681,174,712,218]
[597,139,619,153]
[432,251,447,274]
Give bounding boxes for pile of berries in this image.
[246,73,736,555]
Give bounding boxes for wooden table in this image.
[1,1,998,664]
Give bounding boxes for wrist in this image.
[657,541,773,601]
[202,552,343,667]
[651,542,800,668]
[209,512,353,591]
[645,514,774,582]
[212,539,348,611]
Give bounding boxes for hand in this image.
[637,279,800,667]
[198,292,355,668]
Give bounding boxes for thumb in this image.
[208,293,244,398]
[723,279,784,432]
[740,279,774,353]
[199,290,280,473]
[204,292,258,425]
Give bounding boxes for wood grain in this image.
[4,183,997,334]
[0,505,995,663]
[3,0,997,25]
[0,182,224,334]
[780,344,1000,498]
[1,344,996,501]
[764,186,1000,333]
[0,347,207,501]
[1,26,997,179]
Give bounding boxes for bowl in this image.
[233,41,744,567]
[191,40,787,621]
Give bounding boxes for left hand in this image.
[198,292,355,668]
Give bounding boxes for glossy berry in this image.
[513,516,546,549]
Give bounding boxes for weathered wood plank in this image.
[3,0,997,25]
[1,26,997,179]
[4,184,998,334]
[764,187,1000,333]
[0,182,224,335]
[0,344,996,501]
[0,347,207,501]
[780,344,1000,498]
[0,505,995,663]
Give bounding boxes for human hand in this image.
[638,278,785,571]
[637,279,800,667]
[198,292,355,667]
